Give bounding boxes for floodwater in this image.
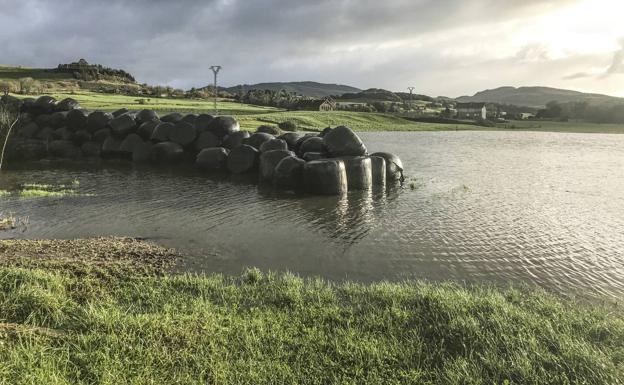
[2,131,624,298]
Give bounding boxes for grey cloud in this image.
[563,72,592,80]
[0,0,582,94]
[605,38,624,76]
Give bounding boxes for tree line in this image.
[537,101,624,124]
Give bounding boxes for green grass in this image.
[9,85,624,133]
[0,65,71,82]
[0,238,622,384]
[12,91,281,116]
[235,110,467,132]
[8,182,94,198]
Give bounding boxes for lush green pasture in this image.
[236,110,465,132]
[13,91,280,116]
[9,88,624,133]
[0,65,70,81]
[0,238,622,384]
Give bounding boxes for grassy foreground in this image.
[0,238,622,384]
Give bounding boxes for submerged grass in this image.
[0,238,622,384]
[15,181,94,198]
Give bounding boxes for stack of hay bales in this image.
[5,95,404,195]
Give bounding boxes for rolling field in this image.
[0,65,70,81]
[8,89,624,133]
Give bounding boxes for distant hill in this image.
[220,81,361,98]
[456,86,624,108]
[338,88,403,102]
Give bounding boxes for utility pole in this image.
[407,86,415,111]
[210,65,222,115]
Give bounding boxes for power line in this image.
[210,65,222,115]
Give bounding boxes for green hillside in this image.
[221,81,361,97]
[456,86,624,108]
[0,65,71,81]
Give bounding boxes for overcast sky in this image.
[1,0,623,97]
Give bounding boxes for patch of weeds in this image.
[406,177,422,190]
[18,182,94,198]
[0,190,10,197]
[0,212,28,232]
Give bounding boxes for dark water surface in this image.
[2,131,624,298]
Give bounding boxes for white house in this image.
[456,102,487,120]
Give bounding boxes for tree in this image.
[18,77,38,94]
[0,80,19,96]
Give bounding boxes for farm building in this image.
[456,102,487,120]
[319,97,337,111]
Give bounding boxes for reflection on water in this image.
[2,131,624,298]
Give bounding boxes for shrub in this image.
[278,120,297,132]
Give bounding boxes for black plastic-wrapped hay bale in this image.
[194,114,214,133]
[20,98,36,114]
[49,111,68,129]
[227,144,259,174]
[71,130,91,146]
[319,126,333,137]
[53,127,73,141]
[207,116,240,138]
[302,152,325,162]
[259,150,295,181]
[298,136,326,157]
[169,121,197,147]
[196,147,230,170]
[93,128,111,143]
[102,136,122,158]
[110,113,137,138]
[259,138,288,153]
[119,133,144,155]
[161,112,183,123]
[370,156,386,186]
[132,142,153,163]
[34,95,57,114]
[48,140,80,159]
[370,152,404,182]
[136,109,159,125]
[81,141,101,158]
[35,114,53,128]
[303,159,348,196]
[194,131,220,151]
[340,156,372,191]
[150,122,174,143]
[181,114,198,125]
[222,131,250,149]
[277,132,302,151]
[67,109,88,131]
[243,132,274,150]
[19,122,39,139]
[323,125,366,157]
[273,156,305,191]
[151,141,184,163]
[56,97,80,111]
[87,111,113,133]
[257,125,280,135]
[112,108,129,118]
[293,133,317,154]
[35,126,54,141]
[138,120,160,140]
